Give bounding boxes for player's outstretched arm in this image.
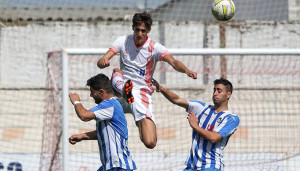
[69,92,96,122]
[163,55,197,79]
[97,51,115,69]
[152,79,189,110]
[69,130,97,145]
[188,112,222,143]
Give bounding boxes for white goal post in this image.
[56,48,300,171]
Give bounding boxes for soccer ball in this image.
[211,0,235,21]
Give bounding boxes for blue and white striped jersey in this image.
[89,97,136,171]
[185,100,239,171]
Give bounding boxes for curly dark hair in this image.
[132,12,153,30]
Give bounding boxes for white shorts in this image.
[118,88,155,123]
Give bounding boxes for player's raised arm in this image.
[97,50,115,69]
[69,92,96,122]
[152,79,189,109]
[163,55,197,79]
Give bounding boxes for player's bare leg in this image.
[122,78,157,149]
[136,118,157,149]
[113,68,157,149]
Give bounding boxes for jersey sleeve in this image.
[153,42,171,61]
[187,100,206,117]
[215,114,240,138]
[89,103,114,121]
[109,36,124,54]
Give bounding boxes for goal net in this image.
[0,0,299,171]
[43,49,300,171]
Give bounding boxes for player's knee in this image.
[144,138,157,149]
[113,68,123,74]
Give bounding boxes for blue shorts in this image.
[98,167,134,171]
[184,167,221,171]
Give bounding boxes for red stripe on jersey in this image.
[145,56,154,94]
[159,50,171,61]
[109,46,118,54]
[140,88,152,119]
[143,39,156,94]
[148,39,156,52]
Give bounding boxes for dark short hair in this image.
[86,73,112,93]
[214,78,233,93]
[132,12,153,30]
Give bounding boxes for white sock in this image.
[111,72,124,95]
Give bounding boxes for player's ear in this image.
[132,25,135,31]
[99,89,105,96]
[227,91,232,100]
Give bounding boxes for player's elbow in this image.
[209,138,219,144]
[170,100,178,105]
[79,117,89,122]
[144,141,156,149]
[208,134,222,144]
[78,115,92,122]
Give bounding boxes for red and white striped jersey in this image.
[109,35,170,94]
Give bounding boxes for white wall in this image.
[0,21,299,86]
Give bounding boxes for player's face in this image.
[90,87,102,104]
[212,84,231,106]
[133,23,150,46]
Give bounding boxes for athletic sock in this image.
[111,72,124,95]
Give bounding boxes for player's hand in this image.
[98,58,110,69]
[187,112,199,129]
[69,134,83,145]
[187,71,197,79]
[69,92,81,104]
[151,78,160,92]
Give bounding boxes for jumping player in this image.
[97,12,197,149]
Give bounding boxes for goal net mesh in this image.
[44,51,300,170]
[0,0,299,171]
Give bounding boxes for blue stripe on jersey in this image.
[93,98,136,170]
[116,134,122,168]
[90,98,128,139]
[211,143,217,168]
[121,138,128,169]
[200,109,214,169]
[186,105,210,169]
[201,140,208,170]
[209,112,224,169]
[186,101,239,171]
[198,106,211,124]
[186,148,194,168]
[120,132,137,170]
[218,115,240,138]
[109,99,128,139]
[105,121,113,169]
[98,122,107,164]
[193,139,199,169]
